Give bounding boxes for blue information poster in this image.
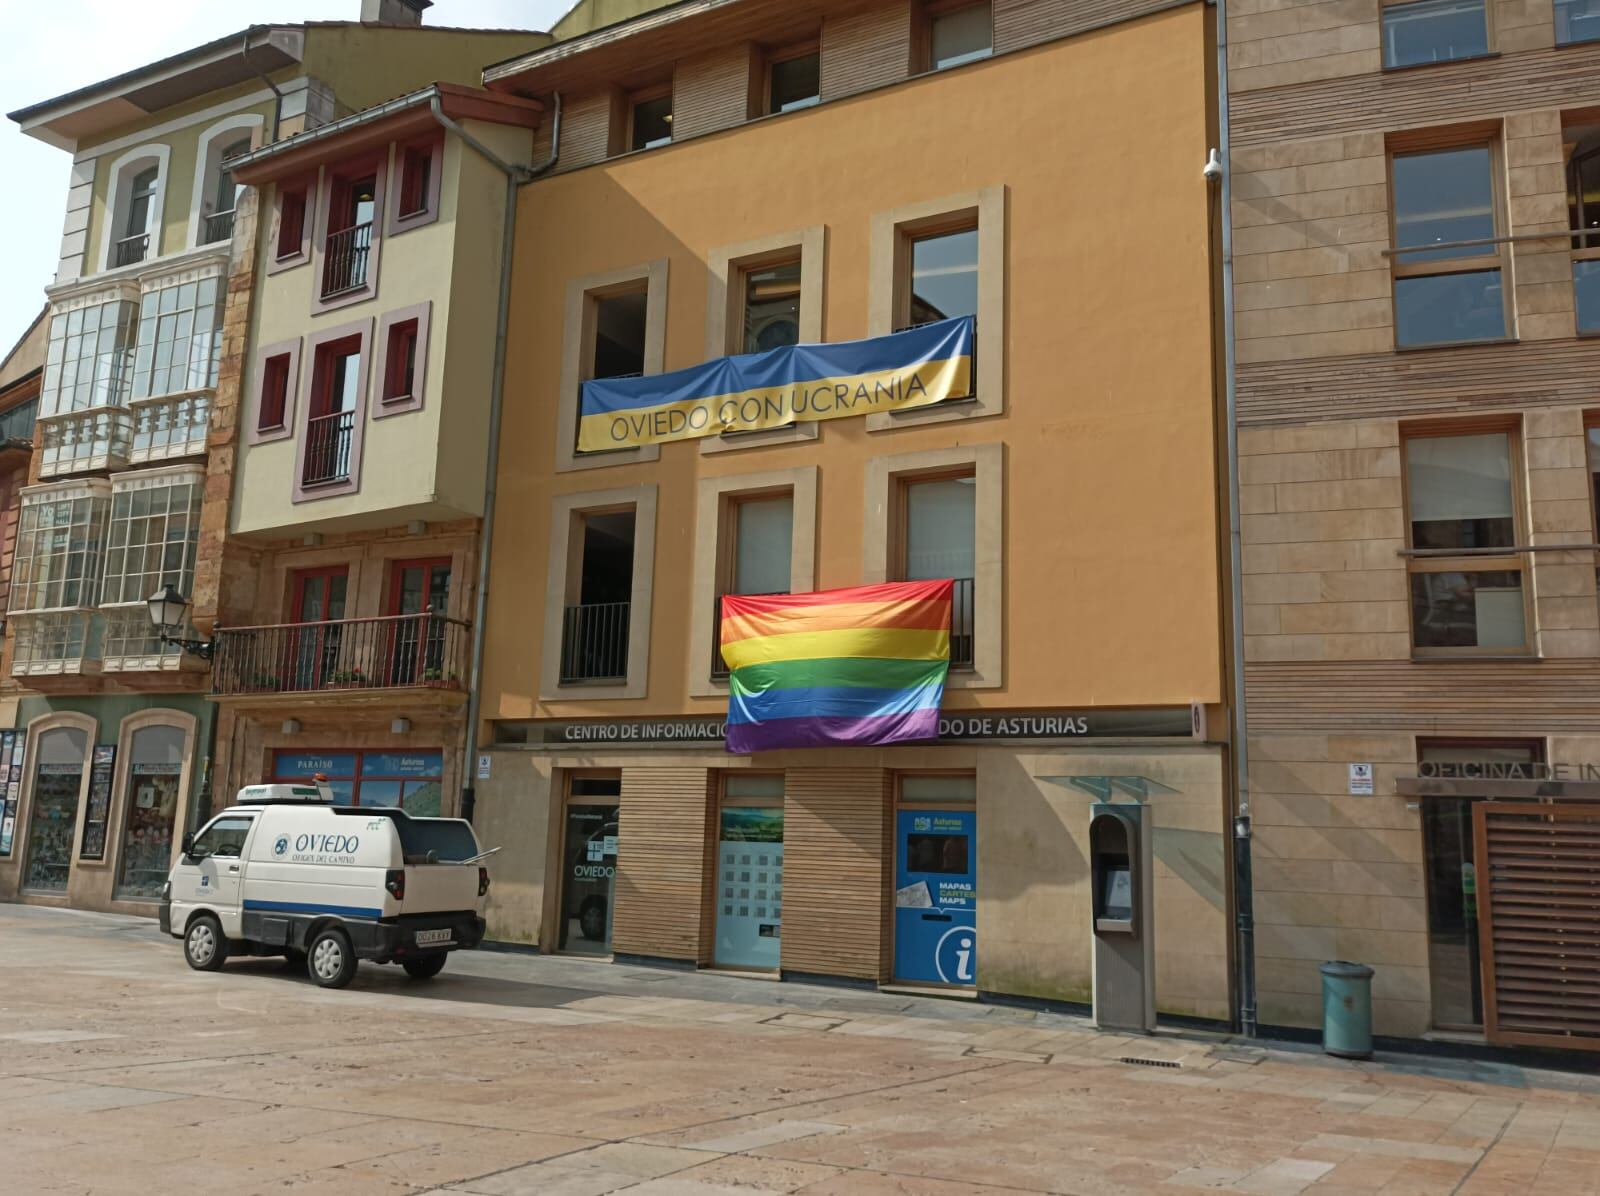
[893,808,977,986]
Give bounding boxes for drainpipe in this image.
[1213,0,1257,1038]
[427,91,562,823]
[240,33,284,142]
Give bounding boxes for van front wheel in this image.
[184,914,228,972]
[307,927,357,989]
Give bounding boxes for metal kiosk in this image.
[1089,802,1156,1032]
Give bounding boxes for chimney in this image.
[360,0,431,23]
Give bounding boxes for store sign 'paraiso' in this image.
[577,315,974,452]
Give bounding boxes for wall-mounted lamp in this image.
[146,585,213,660]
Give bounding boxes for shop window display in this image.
[115,725,186,900]
[0,730,28,855]
[22,726,89,893]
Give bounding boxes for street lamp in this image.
[146,584,213,660]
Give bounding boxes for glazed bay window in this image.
[1389,142,1509,348]
[1381,0,1489,68]
[9,482,111,676]
[629,89,673,151]
[924,1,993,71]
[40,295,139,477]
[128,275,222,464]
[100,470,201,669]
[713,492,794,676]
[1404,428,1528,655]
[1556,0,1600,45]
[901,474,976,668]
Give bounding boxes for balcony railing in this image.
[303,410,355,486]
[202,209,236,245]
[560,601,630,683]
[321,221,373,297]
[211,612,470,697]
[114,233,149,268]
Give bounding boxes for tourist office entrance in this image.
[479,706,1234,1019]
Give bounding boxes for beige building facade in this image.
[1227,0,1600,1048]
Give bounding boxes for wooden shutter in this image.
[611,766,714,962]
[1474,802,1600,1051]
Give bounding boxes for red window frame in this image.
[397,143,433,218]
[277,186,307,260]
[381,318,420,404]
[310,334,362,418]
[258,352,291,431]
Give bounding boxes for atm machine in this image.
[1089,802,1156,1032]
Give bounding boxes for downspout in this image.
[1214,0,1257,1038]
[240,33,284,142]
[427,91,562,824]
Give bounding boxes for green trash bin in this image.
[1320,960,1374,1059]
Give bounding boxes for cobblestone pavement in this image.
[2,904,1598,1196]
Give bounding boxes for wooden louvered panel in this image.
[819,2,912,103]
[994,0,1188,50]
[611,766,713,961]
[555,90,619,171]
[781,767,891,981]
[673,42,758,140]
[1475,803,1600,1052]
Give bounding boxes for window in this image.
[398,142,433,219]
[713,492,794,675]
[42,298,138,416]
[925,1,993,71]
[558,261,668,473]
[118,165,159,267]
[902,225,979,330]
[9,487,111,613]
[0,397,37,444]
[1556,0,1600,45]
[201,137,250,245]
[101,471,201,608]
[767,46,820,114]
[1587,423,1600,600]
[132,276,223,400]
[10,614,95,676]
[1389,142,1509,347]
[1404,427,1528,654]
[375,302,430,416]
[276,184,309,263]
[22,725,89,893]
[629,90,673,151]
[114,723,187,900]
[192,814,253,859]
[1381,0,1489,69]
[259,353,291,431]
[271,750,444,813]
[383,319,418,402]
[1567,130,1600,334]
[304,336,362,487]
[740,259,802,353]
[560,508,636,684]
[575,285,648,456]
[321,169,379,300]
[901,473,976,668]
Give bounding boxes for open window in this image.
[293,320,370,500]
[316,161,384,308]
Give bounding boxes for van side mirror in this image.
[181,831,194,855]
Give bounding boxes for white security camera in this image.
[1203,148,1224,182]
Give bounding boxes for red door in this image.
[386,558,451,685]
[288,566,349,689]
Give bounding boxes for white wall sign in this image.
[1348,763,1374,796]
[477,754,492,781]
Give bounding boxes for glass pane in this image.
[725,773,784,799]
[591,290,647,379]
[569,776,621,798]
[905,476,976,581]
[902,774,976,803]
[1421,795,1480,1026]
[1556,0,1600,44]
[734,496,793,595]
[769,52,820,112]
[1382,0,1488,67]
[23,727,88,893]
[1405,432,1513,549]
[906,833,970,874]
[1576,260,1600,334]
[1394,270,1505,346]
[1391,147,1496,261]
[742,260,802,354]
[909,228,979,326]
[402,780,442,818]
[630,95,672,150]
[115,726,185,900]
[194,816,252,858]
[361,780,403,807]
[562,804,617,955]
[931,3,993,69]
[1410,570,1525,648]
[715,806,783,969]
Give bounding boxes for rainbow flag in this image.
[720,580,953,754]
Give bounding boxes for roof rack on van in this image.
[235,783,334,805]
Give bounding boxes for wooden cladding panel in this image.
[611,766,713,961]
[781,767,891,980]
[674,42,758,140]
[1238,339,1600,427]
[994,0,1190,50]
[556,90,620,170]
[1247,661,1600,733]
[0,469,18,613]
[1230,41,1600,149]
[820,2,912,102]
[1476,803,1600,1051]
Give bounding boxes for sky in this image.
[0,0,574,356]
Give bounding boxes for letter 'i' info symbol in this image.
[935,926,976,985]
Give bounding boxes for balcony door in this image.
[289,565,348,690]
[304,336,361,487]
[386,558,451,685]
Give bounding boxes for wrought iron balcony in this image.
[321,221,373,297]
[303,409,355,486]
[211,612,470,697]
[202,209,236,245]
[560,601,630,684]
[114,233,149,268]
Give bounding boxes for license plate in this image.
[415,928,453,946]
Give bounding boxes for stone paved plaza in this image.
[1,903,1598,1195]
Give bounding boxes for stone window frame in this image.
[688,466,819,697]
[13,710,98,883]
[701,226,828,454]
[97,144,170,275]
[555,259,670,474]
[864,441,1003,688]
[249,337,302,445]
[106,708,198,903]
[866,185,1006,432]
[538,484,659,701]
[373,301,432,419]
[186,113,264,251]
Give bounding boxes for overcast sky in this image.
[0,0,573,355]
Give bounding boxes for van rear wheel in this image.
[402,954,447,980]
[307,927,357,989]
[184,914,228,972]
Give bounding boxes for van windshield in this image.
[393,817,480,863]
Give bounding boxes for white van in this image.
[160,785,490,988]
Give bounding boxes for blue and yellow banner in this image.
[578,315,974,452]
